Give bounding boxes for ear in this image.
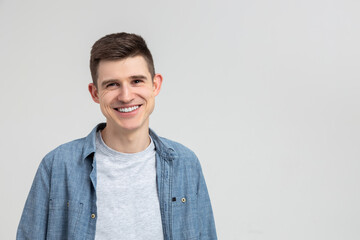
[88,83,100,103]
[152,74,163,96]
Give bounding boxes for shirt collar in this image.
[149,128,177,161]
[82,123,106,161]
[82,123,177,161]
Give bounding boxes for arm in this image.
[196,160,217,240]
[17,160,50,240]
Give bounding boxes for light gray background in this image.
[1,0,359,239]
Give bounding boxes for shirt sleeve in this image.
[196,158,218,240]
[17,159,51,240]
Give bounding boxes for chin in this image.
[106,116,148,132]
[116,122,144,132]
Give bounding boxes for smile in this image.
[116,105,140,113]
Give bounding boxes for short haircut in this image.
[90,32,155,86]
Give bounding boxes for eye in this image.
[106,82,118,88]
[133,79,143,84]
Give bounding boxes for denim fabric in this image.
[17,123,217,240]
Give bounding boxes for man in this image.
[17,32,217,240]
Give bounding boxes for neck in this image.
[101,124,150,153]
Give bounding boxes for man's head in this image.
[88,32,163,134]
[90,32,155,87]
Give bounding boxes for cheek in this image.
[138,88,155,99]
[99,90,111,98]
[99,91,114,105]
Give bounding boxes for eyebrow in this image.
[129,75,148,80]
[100,75,148,88]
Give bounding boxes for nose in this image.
[117,83,134,103]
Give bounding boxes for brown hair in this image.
[90,32,155,86]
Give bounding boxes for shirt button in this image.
[91,214,96,219]
[181,197,186,203]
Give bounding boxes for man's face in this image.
[88,56,162,133]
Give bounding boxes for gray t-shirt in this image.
[94,131,164,240]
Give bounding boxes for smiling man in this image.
[17,33,217,240]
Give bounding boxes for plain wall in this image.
[1,0,359,239]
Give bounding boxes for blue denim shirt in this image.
[17,123,217,240]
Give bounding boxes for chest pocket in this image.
[47,199,84,240]
[172,194,200,240]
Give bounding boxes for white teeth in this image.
[118,105,139,113]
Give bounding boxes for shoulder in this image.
[159,136,196,157]
[45,137,86,158]
[156,135,201,169]
[150,129,199,161]
[41,137,88,170]
[155,136,206,194]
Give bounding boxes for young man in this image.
[17,32,217,240]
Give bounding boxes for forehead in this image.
[97,56,150,81]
